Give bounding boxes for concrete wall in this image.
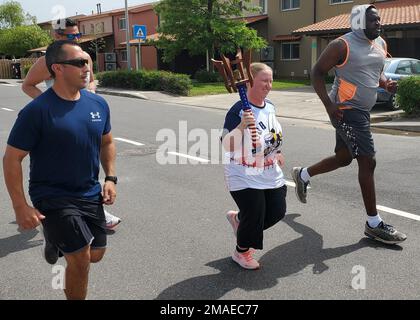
[79,16,113,35]
[266,0,378,78]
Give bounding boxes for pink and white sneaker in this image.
[226,210,239,237]
[232,249,260,270]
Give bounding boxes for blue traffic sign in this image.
[133,25,147,40]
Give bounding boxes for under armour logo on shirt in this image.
[90,112,102,122]
[90,112,100,119]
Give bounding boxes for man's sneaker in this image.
[40,226,59,265]
[105,210,121,229]
[232,249,260,270]
[291,167,309,204]
[226,210,239,237]
[364,221,407,245]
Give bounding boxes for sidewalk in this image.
[1,78,418,133]
[96,85,416,132]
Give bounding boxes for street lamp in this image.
[125,0,131,71]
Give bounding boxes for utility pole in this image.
[125,0,131,71]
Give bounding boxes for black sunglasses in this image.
[56,58,89,68]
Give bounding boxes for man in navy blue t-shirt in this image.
[3,40,117,300]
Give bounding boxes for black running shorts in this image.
[333,108,375,158]
[34,198,107,254]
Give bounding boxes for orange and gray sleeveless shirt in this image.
[329,7,387,112]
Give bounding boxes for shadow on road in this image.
[156,213,401,300]
[0,226,42,258]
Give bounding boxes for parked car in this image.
[377,58,420,110]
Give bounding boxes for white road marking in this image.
[115,138,419,222]
[285,180,311,189]
[167,152,210,163]
[0,84,17,87]
[114,137,144,146]
[377,205,420,221]
[285,181,418,221]
[1,107,14,111]
[285,180,296,187]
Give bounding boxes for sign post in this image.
[125,0,131,71]
[133,25,147,70]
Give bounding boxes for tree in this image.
[87,37,106,72]
[0,1,36,29]
[154,0,267,70]
[0,25,52,57]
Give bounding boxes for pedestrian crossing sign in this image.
[133,25,147,40]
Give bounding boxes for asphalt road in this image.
[0,83,419,300]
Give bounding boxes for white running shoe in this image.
[105,210,121,229]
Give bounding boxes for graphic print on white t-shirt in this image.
[223,100,286,191]
[235,103,283,168]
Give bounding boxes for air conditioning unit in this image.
[260,46,274,61]
[104,53,116,62]
[105,62,116,71]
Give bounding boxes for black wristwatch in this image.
[105,176,118,185]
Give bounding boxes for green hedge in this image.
[22,64,33,78]
[194,69,222,83]
[96,70,192,96]
[396,76,420,115]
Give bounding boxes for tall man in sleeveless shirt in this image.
[291,5,406,244]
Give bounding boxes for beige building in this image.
[252,0,420,78]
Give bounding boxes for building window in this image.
[329,0,353,4]
[121,50,127,62]
[95,22,104,33]
[281,0,300,11]
[259,0,267,14]
[119,18,126,30]
[82,25,85,35]
[281,42,300,60]
[90,24,94,34]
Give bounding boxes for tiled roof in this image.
[77,2,156,21]
[38,15,87,26]
[244,14,268,24]
[293,0,420,35]
[273,34,302,41]
[28,33,113,52]
[232,14,268,25]
[118,33,161,47]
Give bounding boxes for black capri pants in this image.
[230,185,287,250]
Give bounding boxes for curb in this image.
[96,89,148,100]
[92,87,420,134]
[370,115,395,124]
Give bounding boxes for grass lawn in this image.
[189,79,311,96]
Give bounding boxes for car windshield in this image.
[395,60,413,75]
[411,61,420,75]
[384,60,391,72]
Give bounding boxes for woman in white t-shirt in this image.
[221,63,287,270]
